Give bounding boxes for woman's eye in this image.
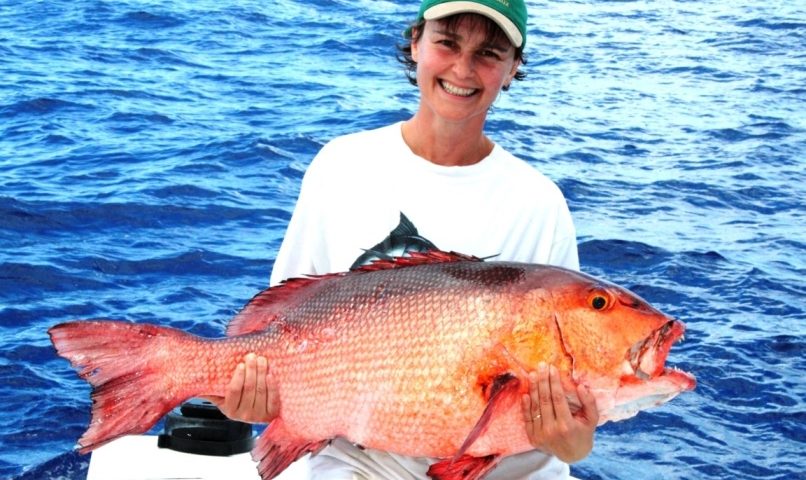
[478,50,501,59]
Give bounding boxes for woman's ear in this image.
[411,29,421,63]
[507,59,521,84]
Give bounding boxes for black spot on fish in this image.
[350,212,439,269]
[479,372,518,401]
[443,263,526,287]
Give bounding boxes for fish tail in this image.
[49,320,206,453]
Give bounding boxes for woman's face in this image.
[411,16,520,125]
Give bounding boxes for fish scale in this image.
[49,252,694,480]
[267,264,531,456]
[280,276,484,450]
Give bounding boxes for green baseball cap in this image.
[415,0,528,48]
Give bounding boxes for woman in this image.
[210,1,599,478]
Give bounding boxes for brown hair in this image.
[396,13,527,91]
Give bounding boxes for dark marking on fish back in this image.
[443,263,526,287]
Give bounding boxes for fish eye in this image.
[587,290,612,311]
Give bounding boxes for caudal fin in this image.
[49,320,201,453]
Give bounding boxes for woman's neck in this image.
[401,114,493,167]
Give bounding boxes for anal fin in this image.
[427,454,499,480]
[252,419,328,480]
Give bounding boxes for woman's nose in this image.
[452,52,475,78]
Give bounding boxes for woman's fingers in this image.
[241,353,258,411]
[253,355,268,413]
[522,371,542,422]
[214,354,280,423]
[549,364,573,422]
[577,383,600,426]
[521,363,599,463]
[536,363,555,427]
[223,361,247,414]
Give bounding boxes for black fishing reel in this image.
[158,399,254,456]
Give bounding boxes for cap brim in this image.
[424,2,523,48]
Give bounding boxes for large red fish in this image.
[49,251,695,480]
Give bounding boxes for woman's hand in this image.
[204,353,280,424]
[521,363,599,463]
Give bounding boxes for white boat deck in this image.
[87,435,309,480]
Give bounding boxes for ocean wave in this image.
[120,10,187,29]
[0,197,288,232]
[58,249,269,279]
[0,98,95,118]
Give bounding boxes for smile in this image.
[440,80,477,97]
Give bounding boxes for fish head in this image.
[536,269,696,423]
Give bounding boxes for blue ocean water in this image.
[1,0,803,478]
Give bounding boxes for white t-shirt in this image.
[269,122,578,479]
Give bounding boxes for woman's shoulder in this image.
[304,122,404,183]
[322,122,403,153]
[491,146,565,196]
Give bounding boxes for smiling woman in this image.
[399,12,528,89]
[405,16,522,157]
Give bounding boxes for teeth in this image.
[441,80,476,97]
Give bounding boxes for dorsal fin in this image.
[226,273,341,337]
[226,250,482,337]
[353,250,481,272]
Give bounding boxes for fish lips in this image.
[626,319,695,389]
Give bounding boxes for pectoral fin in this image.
[455,373,521,459]
[426,374,518,479]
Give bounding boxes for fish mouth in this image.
[626,320,690,382]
